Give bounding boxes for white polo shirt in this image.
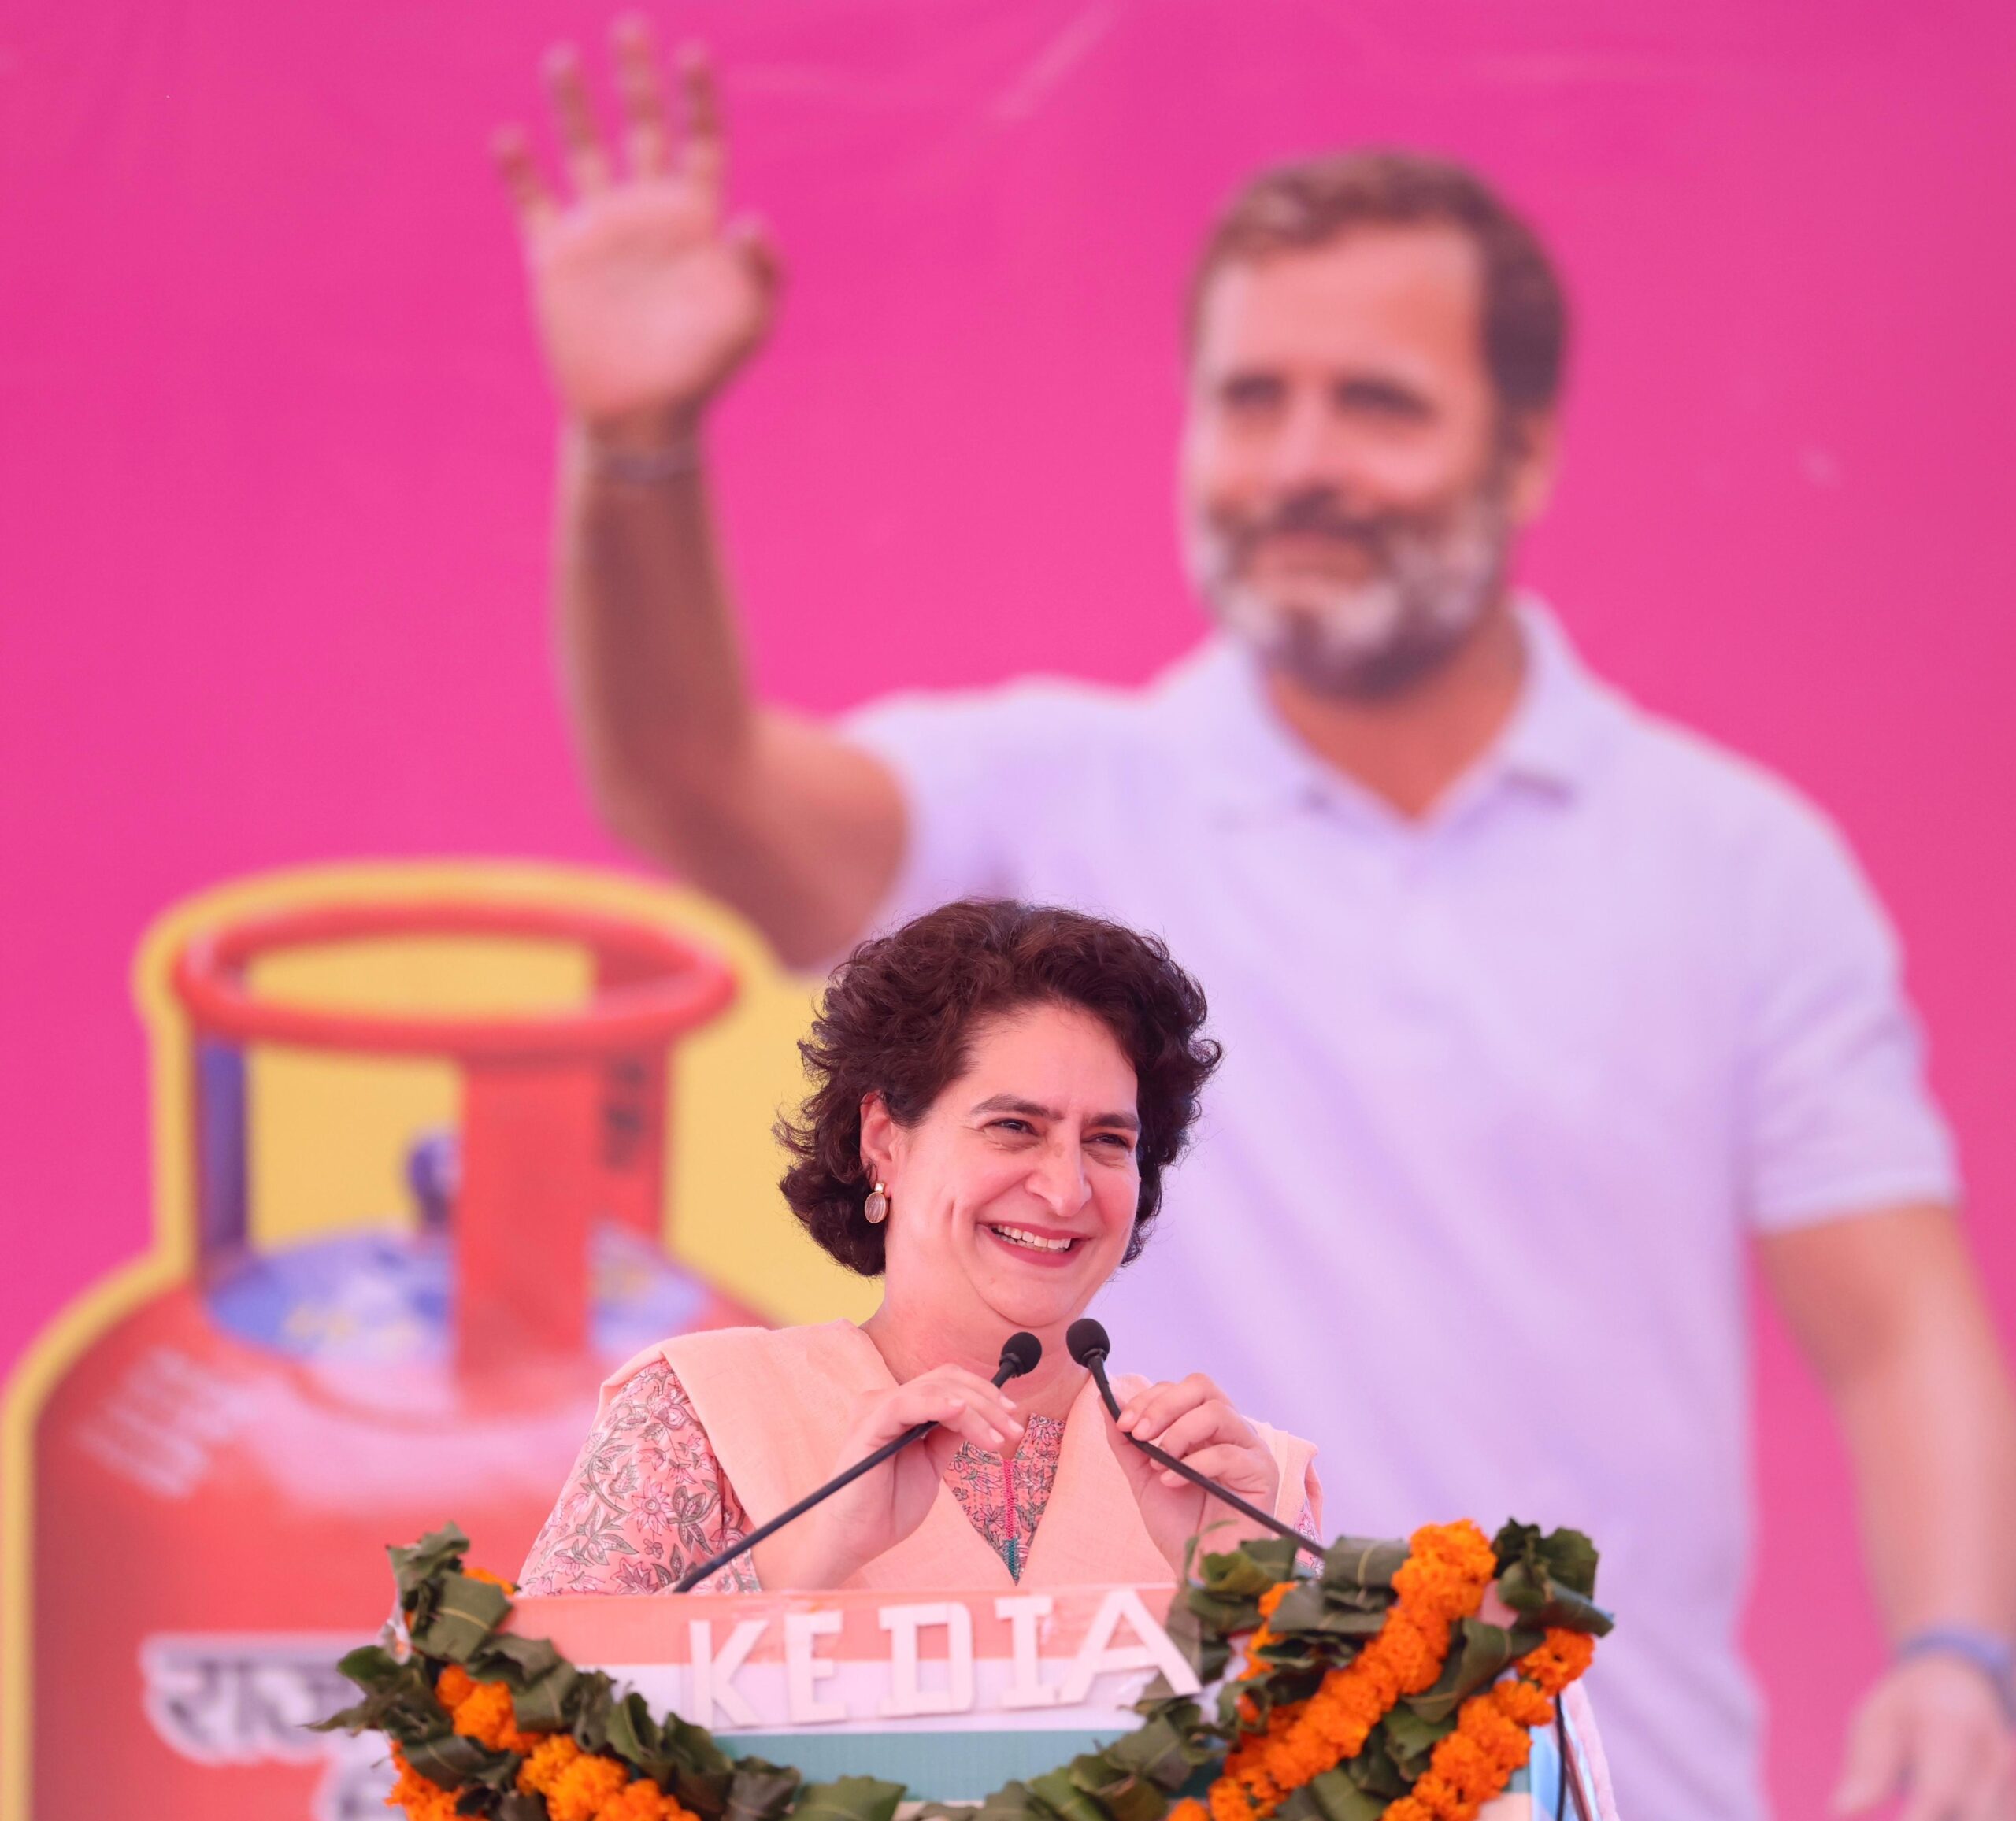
[845,601,1958,1821]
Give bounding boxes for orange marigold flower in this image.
[596,1776,692,1821]
[1404,1520,1495,1590]
[1495,1679,1555,1730]
[1406,1771,1459,1820]
[435,1664,476,1709]
[546,1750,632,1821]
[385,1744,460,1821]
[1277,1729,1336,1783]
[1436,1733,1500,1804]
[1257,1582,1293,1620]
[1494,1726,1536,1776]
[465,1565,519,1594]
[451,1677,532,1753]
[1169,1801,1211,1821]
[1522,1630,1597,1695]
[1468,1694,1521,1741]
[1210,1775,1257,1821]
[1377,1623,1444,1690]
[518,1733,585,1797]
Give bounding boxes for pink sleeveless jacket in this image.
[598,1321,1321,1590]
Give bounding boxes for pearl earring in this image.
[864,1180,889,1224]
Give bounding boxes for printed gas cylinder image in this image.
[6,864,847,1820]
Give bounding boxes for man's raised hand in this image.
[493,18,780,443]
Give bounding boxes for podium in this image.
[323,1524,1612,1820]
[508,1586,1599,1816]
[511,1583,1199,1801]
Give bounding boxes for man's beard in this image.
[1184,486,1511,698]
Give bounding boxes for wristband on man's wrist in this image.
[579,425,702,485]
[1896,1626,2016,1719]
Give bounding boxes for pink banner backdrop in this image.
[3,3,2013,1815]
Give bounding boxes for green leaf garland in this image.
[321,1520,1610,1821]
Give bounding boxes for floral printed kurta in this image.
[519,1359,1067,1595]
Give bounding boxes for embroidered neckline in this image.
[945,1413,1066,1581]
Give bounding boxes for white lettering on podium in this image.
[993,1594,1059,1709]
[1056,1588,1201,1704]
[876,1603,976,1718]
[784,1610,847,1723]
[688,1617,766,1727]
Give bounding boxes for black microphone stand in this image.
[671,1331,1043,1592]
[1067,1319,1324,1563]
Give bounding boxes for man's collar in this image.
[1490,597,1627,797]
[1168,594,1628,824]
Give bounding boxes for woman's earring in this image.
[864,1180,889,1225]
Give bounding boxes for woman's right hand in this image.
[492,18,780,445]
[751,1367,1025,1590]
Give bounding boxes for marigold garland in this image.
[387,1620,702,1821]
[1207,1520,1497,1821]
[336,1520,1607,1821]
[1380,1628,1598,1821]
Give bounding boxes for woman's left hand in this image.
[1106,1373,1283,1573]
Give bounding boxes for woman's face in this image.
[870,1001,1143,1341]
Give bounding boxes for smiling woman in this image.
[519,900,1321,1595]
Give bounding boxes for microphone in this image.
[672,1331,1043,1592]
[1066,1319,1321,1562]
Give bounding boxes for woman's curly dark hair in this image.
[778,900,1221,1276]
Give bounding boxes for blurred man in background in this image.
[494,21,2016,1819]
